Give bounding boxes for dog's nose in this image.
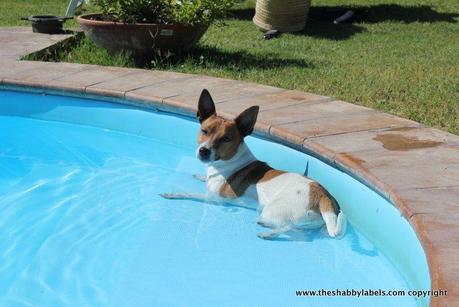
[199,147,211,160]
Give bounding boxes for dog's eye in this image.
[201,129,208,135]
[222,136,231,142]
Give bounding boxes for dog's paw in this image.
[192,174,207,182]
[257,220,267,227]
[257,231,277,240]
[257,220,274,228]
[159,193,178,199]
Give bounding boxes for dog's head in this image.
[196,89,259,163]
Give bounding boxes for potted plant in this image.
[77,0,236,60]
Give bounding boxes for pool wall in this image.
[0,88,430,306]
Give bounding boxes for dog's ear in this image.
[235,106,259,137]
[197,89,216,123]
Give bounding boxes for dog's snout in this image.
[199,147,211,159]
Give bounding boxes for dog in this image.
[161,89,346,239]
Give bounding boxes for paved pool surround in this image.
[1,27,458,306]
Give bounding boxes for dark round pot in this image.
[77,13,208,59]
[22,15,72,34]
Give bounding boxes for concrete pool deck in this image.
[0,27,458,306]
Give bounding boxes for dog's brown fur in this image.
[219,161,285,198]
[309,182,339,214]
[198,115,244,161]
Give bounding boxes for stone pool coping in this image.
[1,27,458,306]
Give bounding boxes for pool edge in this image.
[2,27,459,305]
[1,83,432,304]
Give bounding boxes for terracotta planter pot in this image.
[77,13,208,59]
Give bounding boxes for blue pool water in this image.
[0,89,429,306]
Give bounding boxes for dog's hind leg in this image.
[257,219,275,228]
[257,225,293,239]
[257,206,292,237]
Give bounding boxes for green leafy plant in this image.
[93,0,237,25]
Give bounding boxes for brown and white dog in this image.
[161,89,346,239]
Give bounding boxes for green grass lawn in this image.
[1,0,458,134]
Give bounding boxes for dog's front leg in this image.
[160,193,230,207]
[160,193,256,210]
[192,174,207,182]
[160,193,209,202]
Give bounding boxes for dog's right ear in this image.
[197,89,216,123]
[235,106,259,137]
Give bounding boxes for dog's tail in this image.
[335,211,347,238]
[319,196,347,239]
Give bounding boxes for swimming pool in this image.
[0,89,430,306]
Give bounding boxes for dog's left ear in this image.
[235,106,259,137]
[197,89,216,123]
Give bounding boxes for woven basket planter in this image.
[253,0,312,32]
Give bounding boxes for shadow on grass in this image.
[294,20,365,40]
[228,4,458,40]
[228,7,364,40]
[308,4,459,24]
[150,45,314,70]
[228,8,255,21]
[230,5,459,24]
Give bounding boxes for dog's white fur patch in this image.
[203,141,346,238]
[205,142,257,194]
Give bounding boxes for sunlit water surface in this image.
[0,111,418,306]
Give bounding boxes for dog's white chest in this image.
[205,142,257,196]
[206,174,226,194]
